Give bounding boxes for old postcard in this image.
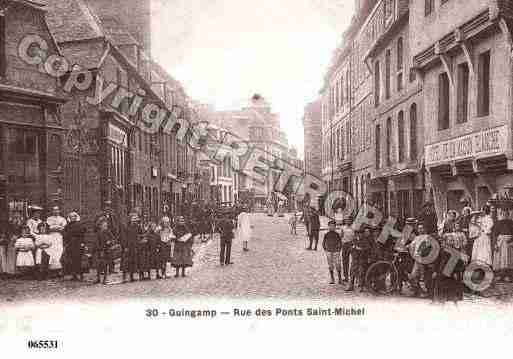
[1,0,513,356]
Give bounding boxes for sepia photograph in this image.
[1,0,513,356]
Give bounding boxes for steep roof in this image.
[45,0,103,43]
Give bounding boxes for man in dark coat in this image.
[218,213,235,266]
[420,202,438,235]
[308,207,320,251]
[63,212,87,281]
[122,213,142,282]
[346,224,374,292]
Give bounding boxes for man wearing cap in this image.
[323,220,343,284]
[308,207,321,251]
[122,212,143,282]
[218,213,235,266]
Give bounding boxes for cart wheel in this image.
[365,261,399,295]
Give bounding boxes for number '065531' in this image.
[27,340,59,349]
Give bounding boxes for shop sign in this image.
[425,125,508,166]
[108,123,127,147]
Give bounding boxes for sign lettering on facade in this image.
[425,125,507,166]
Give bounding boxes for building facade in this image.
[45,0,202,223]
[302,100,322,178]
[412,0,513,217]
[318,0,513,222]
[211,95,291,208]
[0,0,68,225]
[365,0,424,220]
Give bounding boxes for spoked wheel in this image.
[365,261,399,295]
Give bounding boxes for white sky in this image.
[151,0,354,156]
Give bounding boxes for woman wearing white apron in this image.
[472,206,494,266]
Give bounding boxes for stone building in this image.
[318,0,513,223]
[320,0,378,213]
[302,100,322,178]
[0,0,68,224]
[210,94,291,208]
[412,0,513,216]
[45,0,198,223]
[365,0,424,220]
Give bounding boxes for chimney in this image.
[85,0,151,54]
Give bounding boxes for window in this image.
[375,124,381,169]
[397,38,404,71]
[425,0,434,16]
[336,128,340,159]
[438,72,450,130]
[346,70,350,105]
[385,50,391,99]
[410,104,418,160]
[360,175,365,205]
[341,125,345,160]
[397,38,404,91]
[0,14,5,77]
[374,61,380,106]
[48,134,62,170]
[398,111,405,163]
[457,62,469,123]
[384,0,393,20]
[477,50,490,117]
[386,117,392,166]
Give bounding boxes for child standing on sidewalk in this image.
[289,213,297,235]
[323,220,343,284]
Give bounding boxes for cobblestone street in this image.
[1,214,513,305]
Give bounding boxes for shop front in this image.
[0,98,66,225]
[426,125,513,218]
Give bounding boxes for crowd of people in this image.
[300,199,513,303]
[0,201,253,285]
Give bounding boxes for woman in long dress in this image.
[1,213,23,277]
[158,217,174,278]
[472,206,494,267]
[63,212,87,281]
[237,210,253,252]
[492,209,513,280]
[171,216,194,277]
[35,222,64,276]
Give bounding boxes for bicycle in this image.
[365,247,415,295]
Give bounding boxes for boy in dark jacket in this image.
[323,220,343,284]
[346,224,374,292]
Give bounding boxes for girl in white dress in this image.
[472,206,494,266]
[15,226,35,274]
